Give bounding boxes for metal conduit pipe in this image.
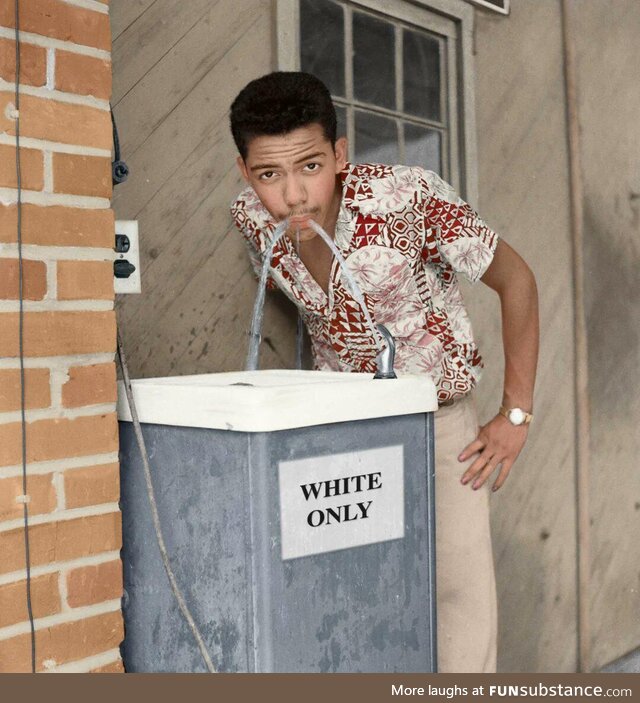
[561,0,592,674]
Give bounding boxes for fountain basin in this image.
[116,369,438,431]
[117,369,439,672]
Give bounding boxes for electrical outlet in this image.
[114,220,141,294]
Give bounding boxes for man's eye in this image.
[305,163,319,171]
[259,171,275,180]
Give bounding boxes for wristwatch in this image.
[499,405,533,426]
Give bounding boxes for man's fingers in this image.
[458,438,485,462]
[461,449,494,484]
[456,415,527,491]
[491,460,514,492]
[471,457,502,490]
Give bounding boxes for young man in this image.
[229,72,539,673]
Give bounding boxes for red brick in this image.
[0,310,116,358]
[0,0,111,51]
[0,611,123,673]
[0,258,47,301]
[0,511,122,576]
[0,144,43,191]
[0,203,114,248]
[0,92,111,150]
[55,51,111,100]
[0,368,51,412]
[53,153,112,198]
[61,363,117,408]
[0,572,61,628]
[0,38,46,87]
[91,659,124,673]
[0,412,118,468]
[0,473,56,521]
[57,260,114,301]
[66,559,122,608]
[64,462,119,509]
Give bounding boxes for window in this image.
[467,0,509,15]
[276,0,478,201]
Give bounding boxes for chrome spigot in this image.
[374,323,397,379]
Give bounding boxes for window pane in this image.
[300,0,345,98]
[335,104,347,139]
[403,28,441,121]
[404,123,441,173]
[353,12,395,110]
[355,110,398,165]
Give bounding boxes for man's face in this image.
[236,122,348,242]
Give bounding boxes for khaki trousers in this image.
[434,390,498,673]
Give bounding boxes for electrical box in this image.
[114,220,141,294]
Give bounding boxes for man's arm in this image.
[457,238,540,492]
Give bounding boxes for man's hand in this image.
[457,414,529,492]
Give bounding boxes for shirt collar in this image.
[339,161,368,213]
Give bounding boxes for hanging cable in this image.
[116,330,217,673]
[110,104,129,185]
[110,93,215,672]
[13,0,37,674]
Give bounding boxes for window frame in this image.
[274,0,480,207]
[466,0,510,16]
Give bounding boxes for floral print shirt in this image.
[230,162,499,403]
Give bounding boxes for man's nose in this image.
[283,177,306,209]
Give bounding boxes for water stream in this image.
[245,217,385,371]
[245,219,290,371]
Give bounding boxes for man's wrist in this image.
[499,405,533,426]
[501,394,533,414]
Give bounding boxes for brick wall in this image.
[0,0,123,673]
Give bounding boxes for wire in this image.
[295,226,303,369]
[116,329,217,673]
[110,102,120,161]
[14,0,37,674]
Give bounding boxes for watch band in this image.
[499,405,533,425]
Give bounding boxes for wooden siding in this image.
[111,0,297,379]
[110,0,639,673]
[574,0,640,671]
[472,0,577,672]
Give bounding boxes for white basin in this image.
[116,369,438,432]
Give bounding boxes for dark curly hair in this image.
[229,71,337,161]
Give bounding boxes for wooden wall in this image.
[474,0,640,672]
[574,0,640,671]
[472,0,577,672]
[111,0,297,379]
[110,0,639,673]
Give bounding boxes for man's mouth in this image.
[288,212,316,225]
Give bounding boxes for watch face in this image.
[509,409,526,425]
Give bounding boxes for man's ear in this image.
[236,155,250,183]
[334,136,348,172]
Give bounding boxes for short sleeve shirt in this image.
[230,162,499,403]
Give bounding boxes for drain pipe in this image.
[561,0,592,674]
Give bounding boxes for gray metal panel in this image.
[119,413,436,673]
[119,421,252,672]
[247,413,436,672]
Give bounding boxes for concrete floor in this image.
[598,647,640,673]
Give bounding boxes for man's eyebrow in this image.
[250,152,327,172]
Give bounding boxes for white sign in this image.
[278,445,405,560]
